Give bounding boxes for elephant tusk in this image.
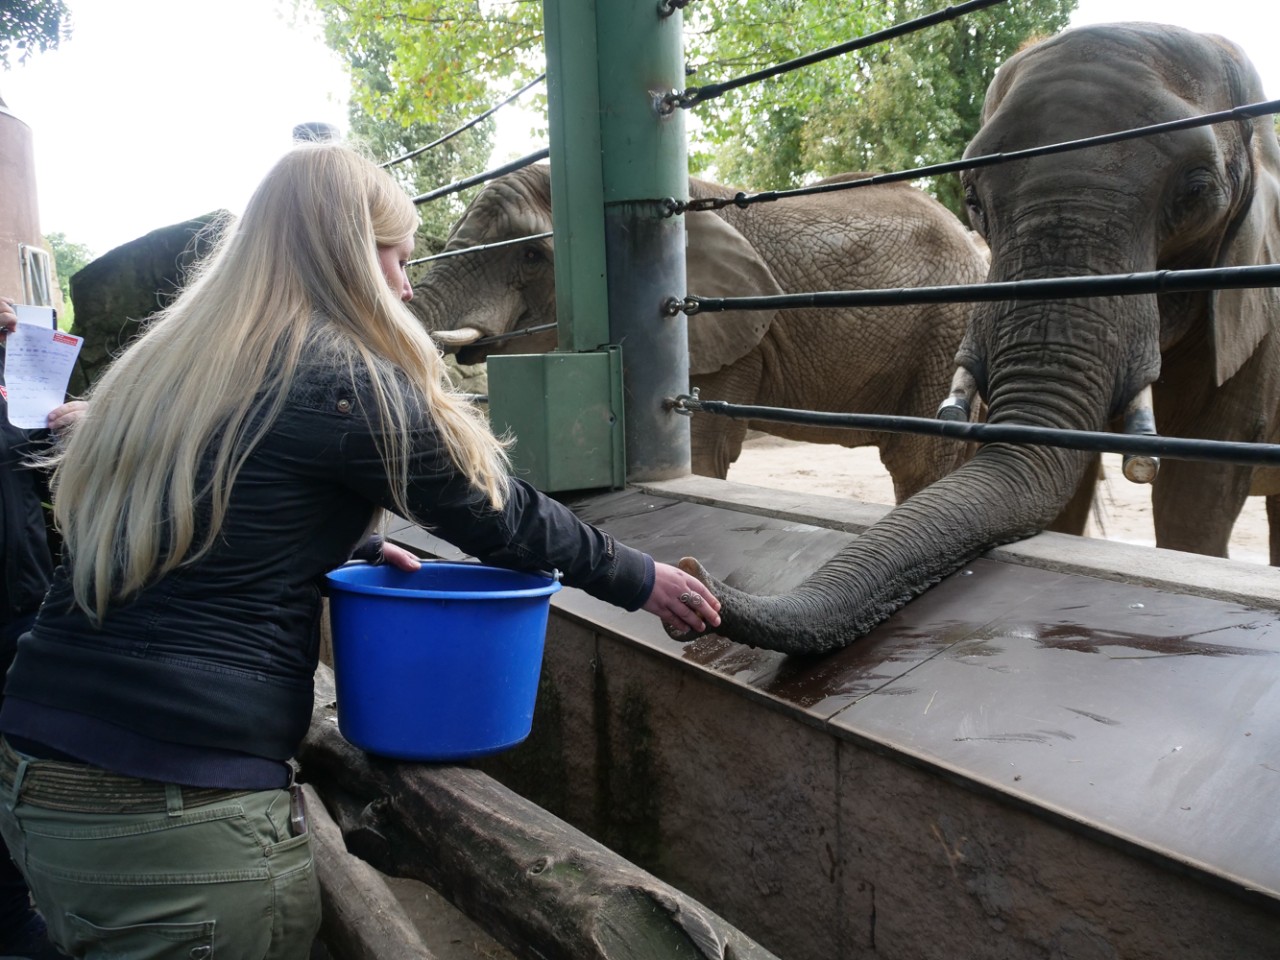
[429,327,484,350]
[936,367,978,422]
[1121,385,1159,484]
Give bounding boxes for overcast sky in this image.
[1,0,1277,257]
[2,1,349,255]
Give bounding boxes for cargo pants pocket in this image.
[65,912,215,960]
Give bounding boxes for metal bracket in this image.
[667,388,700,416]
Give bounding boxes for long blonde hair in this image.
[52,141,510,620]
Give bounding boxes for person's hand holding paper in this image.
[0,296,16,338]
[1,304,83,429]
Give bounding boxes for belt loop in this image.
[165,783,185,818]
[7,758,29,810]
[0,738,28,811]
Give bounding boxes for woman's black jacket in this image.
[4,354,653,763]
[0,369,55,626]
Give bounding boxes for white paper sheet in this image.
[2,311,83,429]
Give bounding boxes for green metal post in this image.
[543,0,610,353]
[541,0,690,482]
[486,0,625,494]
[597,2,690,481]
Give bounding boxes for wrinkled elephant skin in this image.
[958,23,1280,565]
[685,23,1280,653]
[412,166,988,503]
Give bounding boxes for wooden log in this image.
[304,783,438,960]
[300,664,781,960]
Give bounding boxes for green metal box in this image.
[486,349,626,492]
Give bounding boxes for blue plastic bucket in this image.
[325,561,561,761]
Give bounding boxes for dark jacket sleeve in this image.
[336,395,655,612]
[0,398,57,621]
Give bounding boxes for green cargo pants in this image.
[0,741,320,960]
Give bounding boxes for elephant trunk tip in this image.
[662,557,721,643]
[678,555,711,582]
[670,556,864,657]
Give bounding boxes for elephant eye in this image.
[963,186,988,236]
[522,245,545,263]
[1179,168,1218,204]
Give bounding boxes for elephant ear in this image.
[684,210,782,376]
[1210,64,1280,386]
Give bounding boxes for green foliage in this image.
[44,231,93,329]
[686,0,1077,215]
[295,0,545,129]
[0,0,70,70]
[294,1,512,252]
[297,0,1076,219]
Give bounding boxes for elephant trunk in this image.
[407,281,450,333]
[675,186,1158,654]
[682,440,1094,654]
[683,296,1131,655]
[409,272,491,355]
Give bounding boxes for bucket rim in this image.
[325,559,562,600]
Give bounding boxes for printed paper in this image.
[3,314,83,429]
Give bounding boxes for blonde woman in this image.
[0,298,84,959]
[0,142,719,959]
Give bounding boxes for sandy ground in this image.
[729,434,1273,565]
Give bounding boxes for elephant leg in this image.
[1151,460,1251,558]
[688,352,763,479]
[689,412,749,479]
[878,431,971,502]
[1150,330,1276,559]
[1046,454,1100,535]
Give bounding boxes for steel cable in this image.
[669,397,1280,468]
[667,98,1280,214]
[382,74,546,169]
[411,148,550,205]
[409,232,553,268]
[669,263,1280,316]
[662,0,1010,111]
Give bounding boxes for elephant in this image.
[677,22,1280,654]
[413,164,989,503]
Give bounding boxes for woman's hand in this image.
[643,561,721,638]
[47,400,88,435]
[381,541,423,571]
[0,297,15,339]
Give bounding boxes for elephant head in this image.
[679,22,1280,653]
[417,166,986,493]
[412,165,781,377]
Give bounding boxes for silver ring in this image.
[686,593,703,606]
[679,592,691,603]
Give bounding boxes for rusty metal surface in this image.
[386,488,1280,901]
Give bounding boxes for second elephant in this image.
[412,166,989,502]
